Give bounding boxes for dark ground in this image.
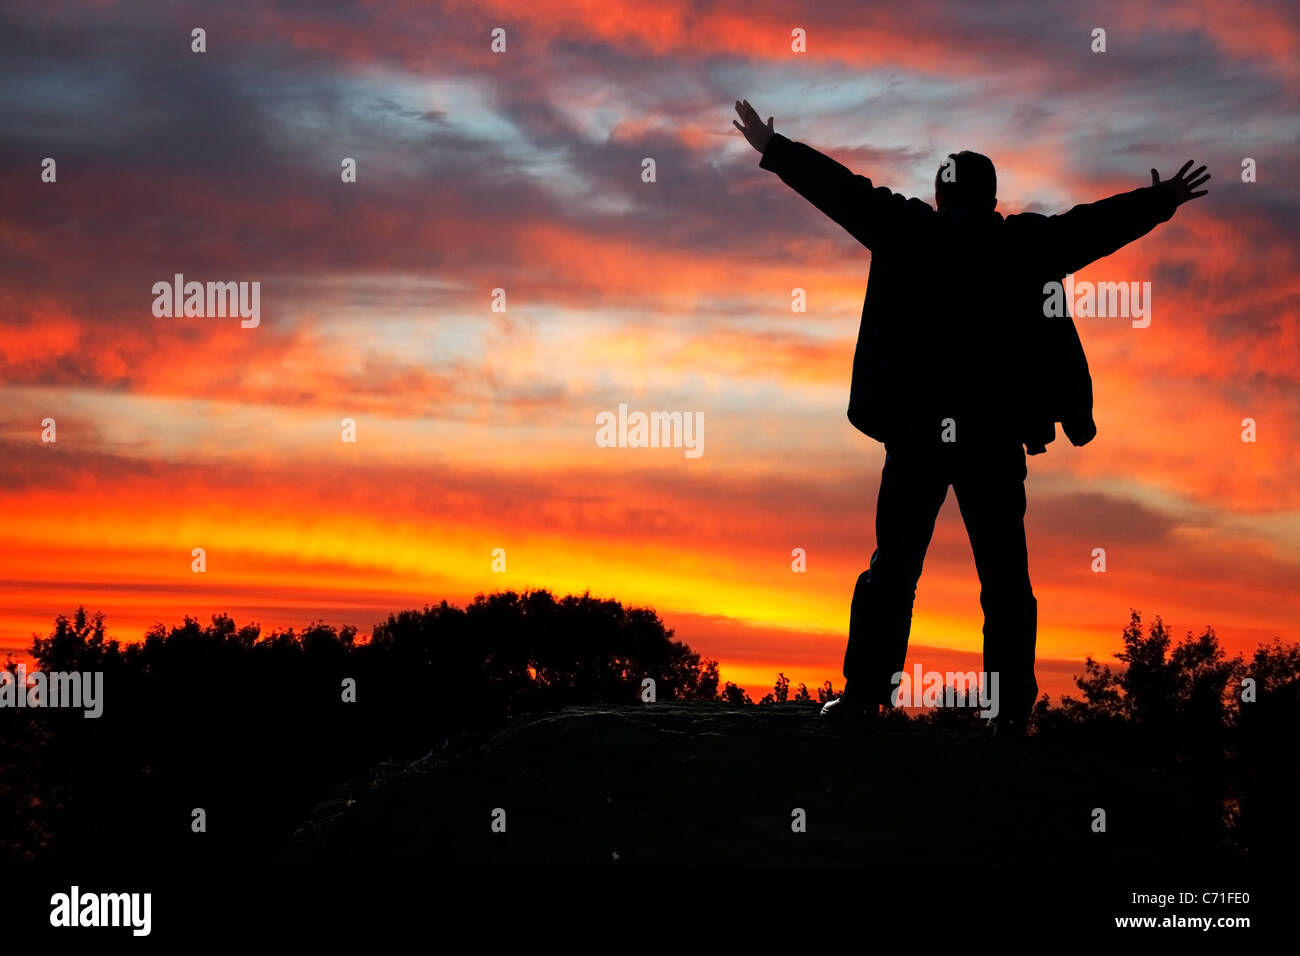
[280,701,1241,870]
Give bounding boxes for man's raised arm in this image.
[1032,160,1210,275]
[733,99,928,250]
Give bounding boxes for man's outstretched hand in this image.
[1151,160,1210,206]
[733,99,775,154]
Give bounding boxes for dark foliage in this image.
[3,600,1296,869]
[0,591,718,867]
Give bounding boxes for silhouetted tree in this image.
[1233,637,1300,860]
[774,673,790,702]
[720,682,753,705]
[1068,611,1245,750]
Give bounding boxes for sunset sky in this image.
[1,0,1297,703]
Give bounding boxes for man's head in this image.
[935,150,997,213]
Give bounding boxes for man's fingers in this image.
[1151,168,1160,186]
[1176,159,1195,177]
[733,119,743,132]
[1188,173,1211,189]
[1186,164,1207,180]
[1189,189,1209,199]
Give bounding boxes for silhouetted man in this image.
[733,99,1209,735]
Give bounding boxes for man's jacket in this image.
[758,132,1179,453]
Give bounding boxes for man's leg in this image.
[842,441,950,709]
[952,438,1038,726]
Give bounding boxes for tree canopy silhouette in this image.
[1,590,718,865]
[2,600,1296,868]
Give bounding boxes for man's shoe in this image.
[819,694,878,724]
[987,716,1027,740]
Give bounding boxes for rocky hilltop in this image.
[280,701,1234,869]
